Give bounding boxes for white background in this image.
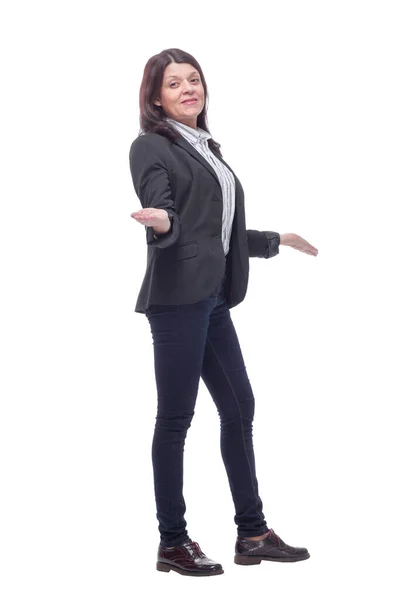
[1,1,399,598]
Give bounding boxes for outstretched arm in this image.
[129,136,180,249]
[246,230,318,258]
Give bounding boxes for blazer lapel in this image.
[173,134,240,202]
[173,135,224,185]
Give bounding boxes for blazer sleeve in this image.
[246,229,280,259]
[129,135,181,249]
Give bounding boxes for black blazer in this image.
[129,131,280,314]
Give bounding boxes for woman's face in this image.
[154,62,205,129]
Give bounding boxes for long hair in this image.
[137,48,223,158]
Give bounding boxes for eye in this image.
[170,78,200,88]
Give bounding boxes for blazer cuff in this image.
[246,229,280,259]
[263,231,280,259]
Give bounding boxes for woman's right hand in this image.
[131,207,169,228]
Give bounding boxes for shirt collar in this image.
[166,117,212,144]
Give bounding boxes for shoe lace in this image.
[266,529,284,548]
[185,540,205,558]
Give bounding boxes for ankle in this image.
[244,532,269,541]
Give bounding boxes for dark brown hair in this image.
[137,48,223,158]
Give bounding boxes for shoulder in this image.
[129,132,172,158]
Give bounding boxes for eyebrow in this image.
[166,71,199,80]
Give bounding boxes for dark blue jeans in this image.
[145,273,269,548]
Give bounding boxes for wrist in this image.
[153,217,171,235]
[279,233,291,246]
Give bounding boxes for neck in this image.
[169,117,197,129]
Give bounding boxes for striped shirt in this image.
[166,118,236,256]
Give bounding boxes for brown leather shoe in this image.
[234,529,310,564]
[156,538,224,576]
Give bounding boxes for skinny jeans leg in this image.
[200,285,269,538]
[145,275,268,547]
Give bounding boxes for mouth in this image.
[182,98,198,105]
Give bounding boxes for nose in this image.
[182,79,195,93]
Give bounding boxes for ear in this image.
[154,99,161,106]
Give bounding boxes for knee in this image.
[155,412,194,435]
[220,413,254,434]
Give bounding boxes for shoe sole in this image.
[234,552,310,565]
[156,561,224,576]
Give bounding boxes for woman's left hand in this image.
[280,233,318,256]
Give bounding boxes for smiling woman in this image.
[153,63,205,130]
[136,47,223,158]
[128,47,315,577]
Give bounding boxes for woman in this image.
[129,48,318,577]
